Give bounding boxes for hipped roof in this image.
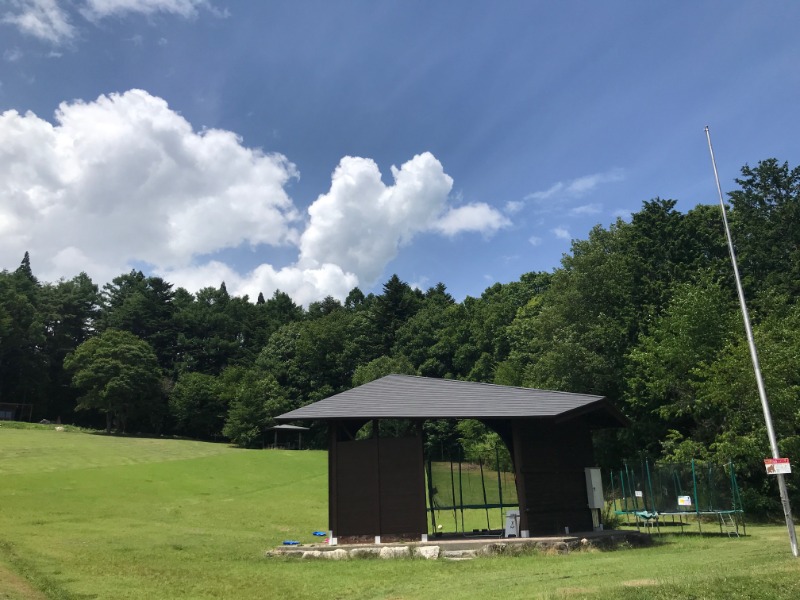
[277,375,627,428]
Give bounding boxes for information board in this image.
[764,458,791,475]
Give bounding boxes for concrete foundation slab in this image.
[267,529,650,560]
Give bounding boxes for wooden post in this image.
[511,421,529,536]
[374,420,382,539]
[329,422,338,538]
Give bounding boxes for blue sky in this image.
[2,1,799,305]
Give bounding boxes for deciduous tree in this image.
[64,329,160,433]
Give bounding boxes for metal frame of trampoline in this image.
[608,458,745,537]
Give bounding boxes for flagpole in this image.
[705,126,798,557]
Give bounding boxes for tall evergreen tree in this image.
[729,159,800,295]
[0,255,46,413]
[99,271,177,372]
[372,274,423,353]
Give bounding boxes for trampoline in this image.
[607,459,745,536]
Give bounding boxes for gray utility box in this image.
[584,467,604,509]
[504,510,521,537]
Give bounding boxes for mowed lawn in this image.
[2,426,800,600]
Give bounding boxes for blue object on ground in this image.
[312,531,326,536]
[634,510,659,521]
[282,540,300,545]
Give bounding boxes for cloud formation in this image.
[433,203,511,237]
[2,0,216,44]
[504,200,524,214]
[0,89,505,304]
[4,47,24,61]
[552,227,571,240]
[160,261,359,309]
[82,0,211,20]
[1,89,300,288]
[568,203,602,216]
[298,154,453,284]
[526,168,624,202]
[2,0,76,44]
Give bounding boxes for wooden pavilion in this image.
[276,375,627,542]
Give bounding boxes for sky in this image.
[1,1,799,306]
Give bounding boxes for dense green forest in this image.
[2,158,799,515]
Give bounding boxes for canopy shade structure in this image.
[276,375,628,541]
[265,424,310,450]
[266,424,310,432]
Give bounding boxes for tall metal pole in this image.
[705,126,798,557]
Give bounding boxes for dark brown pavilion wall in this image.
[334,437,380,536]
[331,431,426,537]
[376,436,427,535]
[513,418,595,535]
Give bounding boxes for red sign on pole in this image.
[765,458,791,475]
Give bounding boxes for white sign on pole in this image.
[635,490,643,498]
[765,458,791,475]
[678,495,692,506]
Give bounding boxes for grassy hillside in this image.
[0,426,328,599]
[2,425,799,599]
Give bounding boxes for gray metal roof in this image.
[277,375,627,426]
[266,424,310,431]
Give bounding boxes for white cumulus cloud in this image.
[0,89,301,288]
[159,261,359,308]
[298,153,454,286]
[433,203,511,237]
[1,89,496,305]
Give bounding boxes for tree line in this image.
[1,158,798,516]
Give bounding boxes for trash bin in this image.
[504,510,520,538]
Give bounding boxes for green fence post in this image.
[645,459,656,514]
[692,458,702,534]
[458,449,465,533]
[479,458,490,530]
[496,444,504,529]
[426,458,437,534]
[449,459,458,532]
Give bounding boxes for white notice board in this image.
[765,458,791,475]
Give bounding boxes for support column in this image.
[328,421,338,539]
[511,421,530,537]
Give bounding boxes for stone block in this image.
[379,546,410,559]
[349,547,381,559]
[413,546,440,560]
[477,543,507,556]
[441,549,476,559]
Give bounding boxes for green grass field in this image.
[2,424,800,599]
